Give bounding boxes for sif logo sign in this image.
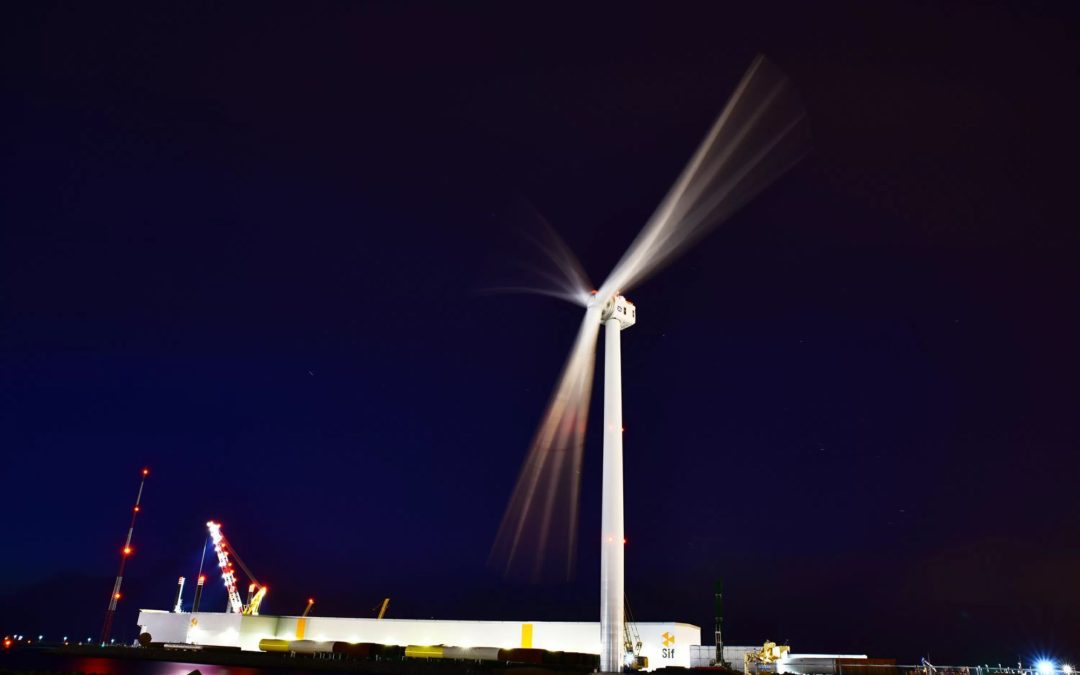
[661,631,676,659]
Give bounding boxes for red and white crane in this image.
[206,520,267,615]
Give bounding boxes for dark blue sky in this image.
[2,1,1079,665]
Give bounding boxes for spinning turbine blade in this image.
[598,55,810,299]
[493,55,810,583]
[491,305,602,581]
[480,204,594,307]
[521,216,594,307]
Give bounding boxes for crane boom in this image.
[207,521,244,613]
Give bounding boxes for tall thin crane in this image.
[100,468,149,644]
[624,596,646,670]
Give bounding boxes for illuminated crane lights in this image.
[207,520,244,614]
[206,520,267,615]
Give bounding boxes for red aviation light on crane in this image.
[113,592,122,600]
[122,546,132,555]
[198,575,206,584]
[141,468,149,476]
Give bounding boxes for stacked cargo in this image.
[405,645,445,659]
[442,647,502,661]
[257,638,597,668]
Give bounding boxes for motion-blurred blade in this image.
[598,55,810,299]
[481,207,594,307]
[490,305,602,581]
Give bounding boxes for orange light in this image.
[133,506,140,512]
[122,546,132,555]
[114,592,122,599]
[142,468,149,476]
[248,583,256,592]
[3,638,12,648]
[308,598,314,605]
[198,575,206,583]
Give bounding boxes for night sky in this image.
[3,1,1080,665]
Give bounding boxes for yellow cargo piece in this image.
[405,645,445,659]
[258,639,290,653]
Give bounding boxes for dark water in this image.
[0,650,299,675]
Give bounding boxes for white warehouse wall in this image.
[137,611,700,670]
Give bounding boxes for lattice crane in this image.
[207,520,267,615]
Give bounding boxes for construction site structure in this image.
[206,520,267,615]
[625,597,647,670]
[744,641,791,674]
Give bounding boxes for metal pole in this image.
[173,577,186,613]
[600,316,625,673]
[191,534,208,614]
[715,580,725,666]
[191,575,205,613]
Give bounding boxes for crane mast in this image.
[207,521,245,614]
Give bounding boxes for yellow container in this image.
[259,639,290,653]
[405,645,445,659]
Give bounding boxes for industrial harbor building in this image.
[137,610,702,670]
[138,610,872,673]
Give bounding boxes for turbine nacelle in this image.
[599,294,636,330]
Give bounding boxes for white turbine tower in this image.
[492,55,811,673]
[598,294,634,671]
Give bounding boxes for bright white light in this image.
[1037,660,1055,675]
[1062,666,1072,675]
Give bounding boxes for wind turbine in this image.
[492,55,811,672]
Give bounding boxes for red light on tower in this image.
[114,592,122,600]
[142,468,149,476]
[122,546,132,555]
